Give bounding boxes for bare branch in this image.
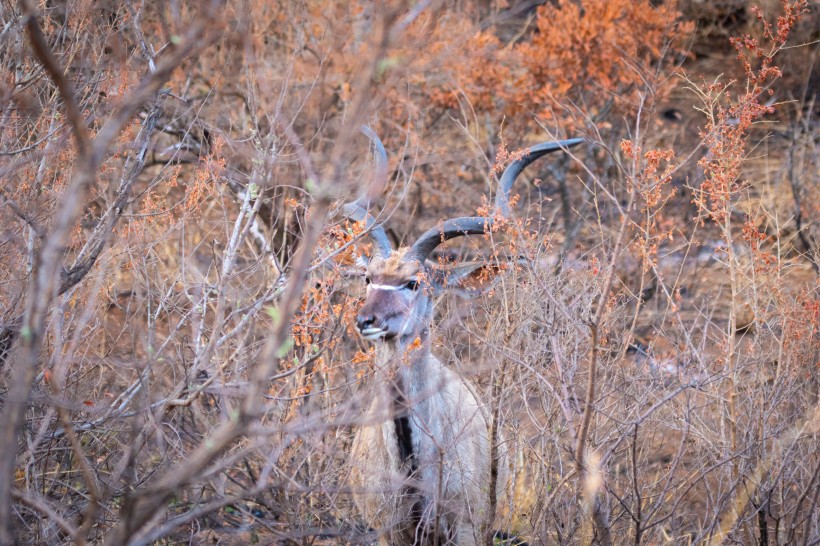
[20,0,90,155]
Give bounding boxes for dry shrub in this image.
[0,0,817,544]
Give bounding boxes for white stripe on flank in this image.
[368,283,403,291]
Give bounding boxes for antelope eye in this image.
[365,276,371,285]
[405,279,419,291]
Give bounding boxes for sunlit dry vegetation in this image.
[0,0,818,544]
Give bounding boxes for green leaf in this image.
[277,337,294,358]
[377,56,400,76]
[266,306,280,323]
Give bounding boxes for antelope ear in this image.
[333,254,369,290]
[343,259,369,278]
[430,262,503,296]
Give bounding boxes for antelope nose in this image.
[357,314,376,332]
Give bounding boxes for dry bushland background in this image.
[0,0,818,544]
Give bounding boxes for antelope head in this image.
[346,128,583,345]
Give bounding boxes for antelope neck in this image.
[374,330,432,471]
[374,329,431,367]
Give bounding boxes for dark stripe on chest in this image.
[390,381,430,541]
[390,380,416,469]
[394,415,414,465]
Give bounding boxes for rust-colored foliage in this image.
[694,0,810,225]
[515,0,693,124]
[1,0,818,544]
[621,139,679,273]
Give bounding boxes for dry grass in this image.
[0,1,817,544]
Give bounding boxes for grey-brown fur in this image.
[350,253,492,544]
[347,128,582,544]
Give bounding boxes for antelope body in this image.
[348,128,582,545]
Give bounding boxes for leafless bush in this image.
[0,1,817,545]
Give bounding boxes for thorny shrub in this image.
[0,0,817,544]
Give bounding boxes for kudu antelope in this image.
[347,128,582,545]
